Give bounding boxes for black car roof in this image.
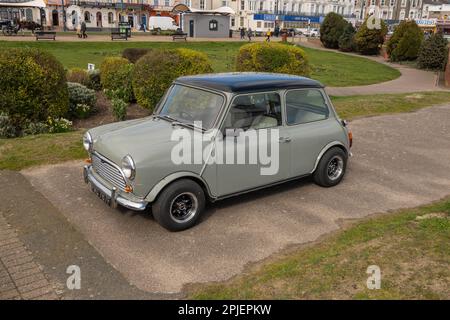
[175,72,324,93]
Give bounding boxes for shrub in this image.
[67,68,90,86]
[100,57,134,102]
[338,22,356,52]
[111,98,128,121]
[23,122,49,136]
[320,12,347,49]
[235,42,310,76]
[0,48,68,131]
[354,17,388,55]
[0,113,17,138]
[87,69,102,91]
[418,32,449,70]
[122,48,152,63]
[67,82,97,119]
[387,20,423,61]
[47,117,72,133]
[132,48,213,111]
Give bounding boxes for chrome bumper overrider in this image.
[83,165,148,211]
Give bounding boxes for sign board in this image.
[253,14,322,24]
[88,63,95,71]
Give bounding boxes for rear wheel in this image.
[152,179,205,231]
[313,147,347,187]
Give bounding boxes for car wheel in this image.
[313,147,347,187]
[152,179,205,232]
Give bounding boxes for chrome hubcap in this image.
[327,156,344,181]
[170,192,198,223]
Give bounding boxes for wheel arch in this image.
[144,172,213,203]
[311,141,348,174]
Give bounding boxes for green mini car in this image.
[83,73,352,231]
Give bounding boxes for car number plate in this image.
[91,184,111,206]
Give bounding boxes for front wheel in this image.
[313,147,347,187]
[152,179,205,231]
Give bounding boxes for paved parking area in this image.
[22,104,450,294]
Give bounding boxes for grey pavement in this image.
[21,104,450,294]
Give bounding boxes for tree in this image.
[387,20,423,61]
[417,32,449,70]
[320,12,347,49]
[354,16,388,55]
[338,22,356,52]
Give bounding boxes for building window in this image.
[241,0,245,10]
[108,12,113,24]
[165,0,170,6]
[231,18,235,26]
[84,11,90,22]
[200,0,205,10]
[209,19,218,31]
[240,16,244,27]
[259,1,263,11]
[154,0,159,5]
[257,21,261,28]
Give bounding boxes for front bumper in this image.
[83,165,148,211]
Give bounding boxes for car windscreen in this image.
[158,84,224,130]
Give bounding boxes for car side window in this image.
[224,92,282,130]
[286,89,329,125]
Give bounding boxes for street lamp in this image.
[61,0,67,32]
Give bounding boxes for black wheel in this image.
[313,147,347,187]
[152,179,205,231]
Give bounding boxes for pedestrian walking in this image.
[81,21,87,39]
[240,28,245,40]
[247,28,252,42]
[265,29,271,42]
[76,22,82,38]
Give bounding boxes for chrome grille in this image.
[91,153,126,191]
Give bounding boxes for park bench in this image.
[35,31,56,41]
[111,31,127,41]
[172,32,187,41]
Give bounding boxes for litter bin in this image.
[118,22,131,38]
[229,29,233,38]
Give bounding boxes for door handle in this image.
[279,137,291,143]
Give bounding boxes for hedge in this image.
[354,17,387,55]
[0,48,68,130]
[387,20,423,62]
[132,48,213,111]
[235,42,310,76]
[100,57,134,102]
[418,32,449,71]
[320,13,347,49]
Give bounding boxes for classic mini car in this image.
[83,73,352,231]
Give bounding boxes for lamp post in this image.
[61,0,67,31]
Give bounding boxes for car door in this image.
[284,88,339,177]
[215,91,290,197]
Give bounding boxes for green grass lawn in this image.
[189,198,450,299]
[1,91,450,171]
[0,41,400,86]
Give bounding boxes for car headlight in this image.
[83,132,93,152]
[121,155,136,180]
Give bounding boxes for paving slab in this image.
[22,104,450,293]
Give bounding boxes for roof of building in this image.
[176,72,324,93]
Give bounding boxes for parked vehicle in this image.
[148,16,176,31]
[305,28,319,37]
[83,73,352,231]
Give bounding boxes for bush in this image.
[132,48,213,111]
[100,57,134,102]
[418,33,449,70]
[235,42,310,76]
[23,122,49,136]
[122,48,152,63]
[0,48,68,131]
[387,20,423,61]
[87,69,102,91]
[111,98,128,121]
[67,68,90,86]
[320,12,347,49]
[47,117,72,133]
[338,22,356,52]
[0,113,17,138]
[354,17,388,55]
[67,82,97,119]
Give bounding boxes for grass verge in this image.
[331,91,450,120]
[0,131,84,170]
[0,41,399,86]
[188,198,450,299]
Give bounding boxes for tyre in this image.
[313,147,347,187]
[152,179,205,232]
